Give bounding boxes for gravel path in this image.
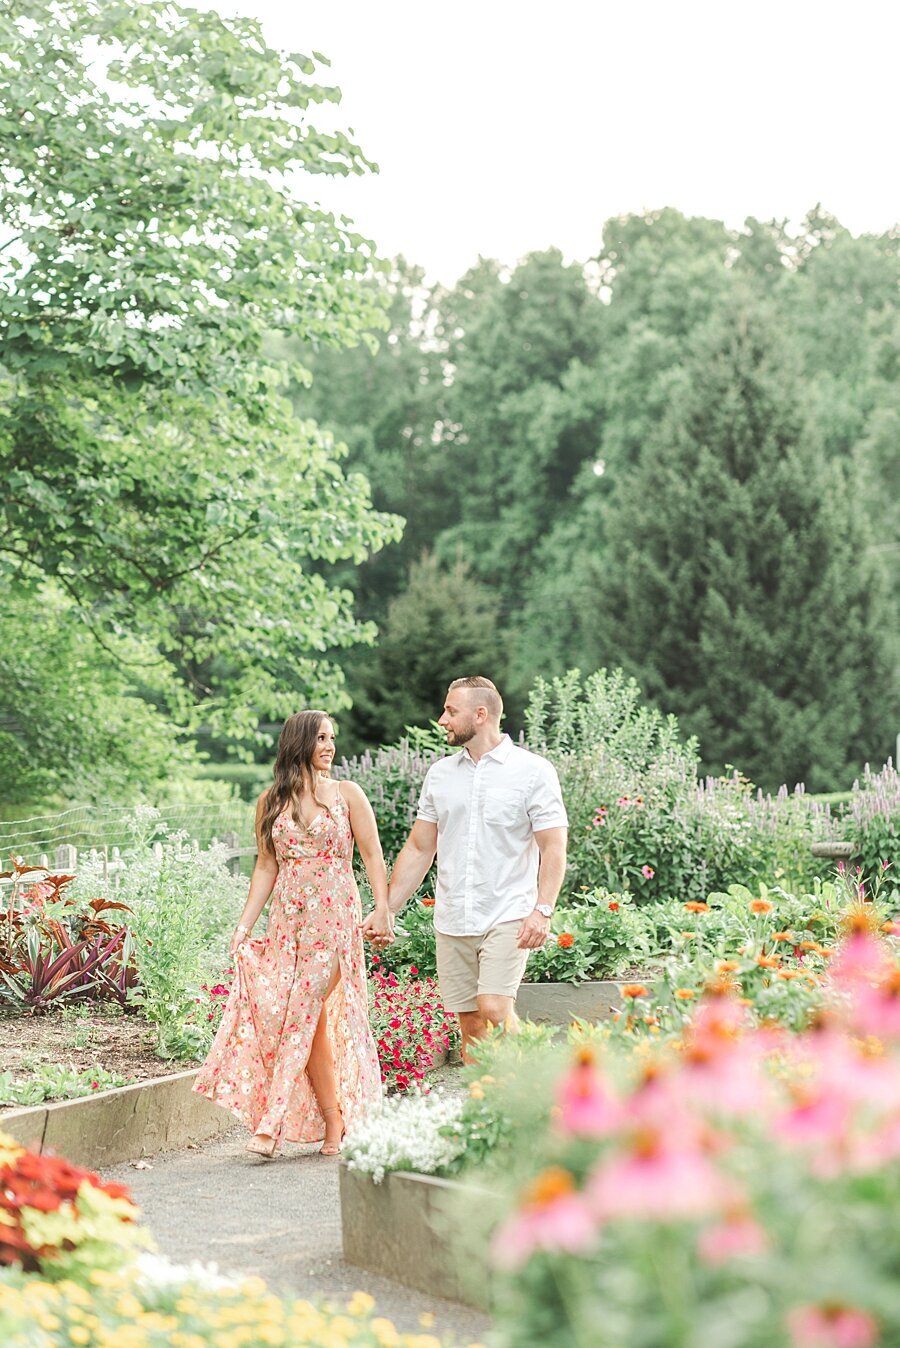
[103,1125,491,1345]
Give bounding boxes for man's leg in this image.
[435,930,480,1062]
[457,994,519,1062]
[469,919,529,1055]
[457,1009,488,1064]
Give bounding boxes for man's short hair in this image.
[448,675,504,720]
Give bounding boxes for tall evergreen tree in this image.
[591,305,894,791]
[343,553,508,750]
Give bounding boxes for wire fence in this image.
[0,802,257,868]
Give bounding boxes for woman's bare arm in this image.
[340,781,393,944]
[229,790,279,956]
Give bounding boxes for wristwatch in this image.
[535,904,553,918]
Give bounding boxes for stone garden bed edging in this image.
[340,1164,491,1311]
[516,978,654,1024]
[0,1069,232,1168]
[1,1046,453,1169]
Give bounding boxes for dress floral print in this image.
[194,794,383,1142]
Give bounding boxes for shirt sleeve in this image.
[416,765,439,823]
[527,760,568,831]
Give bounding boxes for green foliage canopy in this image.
[0,0,401,748]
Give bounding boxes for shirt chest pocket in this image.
[482,787,526,827]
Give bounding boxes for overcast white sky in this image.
[197,0,898,285]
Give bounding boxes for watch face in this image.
[537,905,552,917]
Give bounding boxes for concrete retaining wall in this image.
[340,1165,490,1311]
[0,1070,234,1168]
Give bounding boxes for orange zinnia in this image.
[772,931,790,941]
[755,955,781,969]
[717,960,740,973]
[622,984,649,998]
[750,899,773,914]
[684,902,709,913]
[674,988,695,1000]
[557,932,575,949]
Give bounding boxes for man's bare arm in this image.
[518,826,568,950]
[387,820,438,915]
[535,826,568,909]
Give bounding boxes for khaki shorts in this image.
[436,918,530,1013]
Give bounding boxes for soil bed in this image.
[0,1008,189,1112]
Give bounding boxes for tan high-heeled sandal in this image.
[246,1133,279,1158]
[320,1106,345,1156]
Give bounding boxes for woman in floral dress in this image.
[194,711,393,1157]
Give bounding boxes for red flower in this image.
[608,902,619,912]
[557,933,575,949]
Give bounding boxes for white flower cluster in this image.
[135,1251,237,1291]
[343,1090,467,1183]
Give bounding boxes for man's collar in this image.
[461,733,513,764]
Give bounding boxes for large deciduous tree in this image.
[0,0,400,757]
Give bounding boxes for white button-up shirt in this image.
[416,734,568,936]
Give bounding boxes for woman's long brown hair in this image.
[258,711,333,855]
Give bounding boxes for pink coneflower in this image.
[697,1207,769,1264]
[680,1038,768,1116]
[491,1167,596,1270]
[851,968,900,1040]
[829,930,892,991]
[641,865,655,880]
[787,1302,879,1347]
[774,1084,852,1171]
[555,1048,622,1138]
[586,1126,732,1223]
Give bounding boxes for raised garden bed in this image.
[1,1069,232,1165]
[516,978,657,1024]
[340,1164,490,1311]
[0,1008,188,1112]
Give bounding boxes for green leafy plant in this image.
[70,817,246,1060]
[526,670,835,905]
[0,1065,130,1107]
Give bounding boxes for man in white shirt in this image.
[366,676,568,1060]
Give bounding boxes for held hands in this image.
[517,909,551,950]
[360,903,395,948]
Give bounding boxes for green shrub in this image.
[526,669,835,903]
[844,760,900,885]
[69,810,245,1060]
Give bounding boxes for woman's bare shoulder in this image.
[336,779,366,804]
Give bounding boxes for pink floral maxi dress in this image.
[194,795,383,1142]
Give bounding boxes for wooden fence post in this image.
[56,844,77,872]
[222,830,240,877]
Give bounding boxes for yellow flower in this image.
[69,1329,92,1346]
[238,1276,268,1297]
[468,1083,485,1100]
[419,1312,436,1328]
[348,1290,376,1316]
[372,1317,401,1345]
